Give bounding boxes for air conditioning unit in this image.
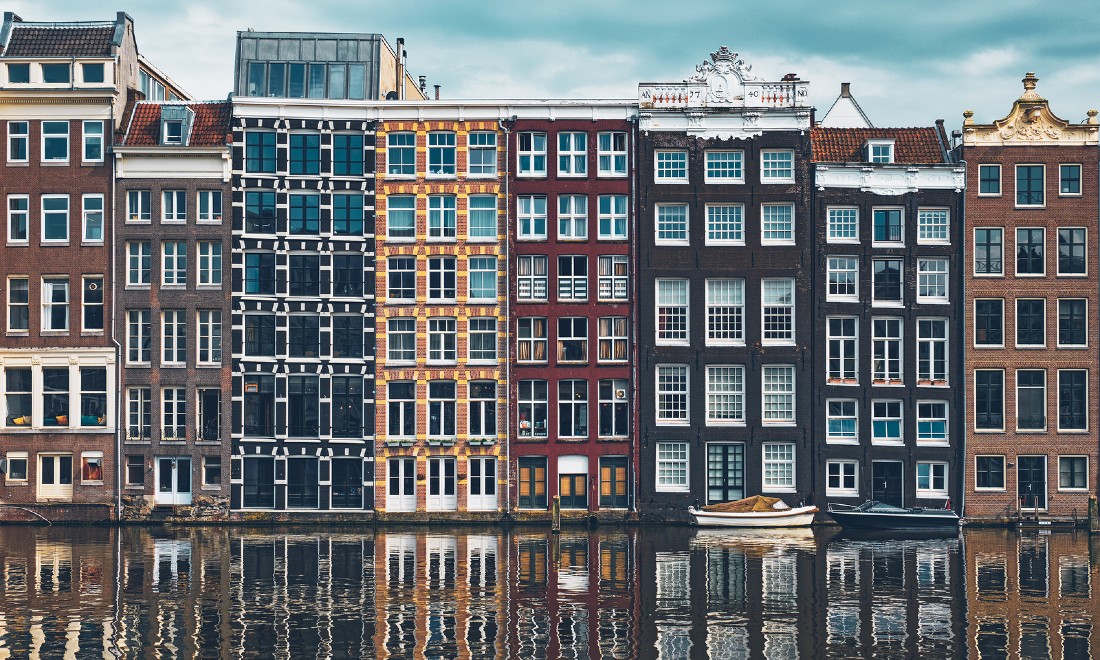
[615,389,627,400]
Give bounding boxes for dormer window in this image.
[159,105,195,147]
[81,63,104,84]
[41,63,71,84]
[7,63,29,84]
[865,139,895,163]
[163,121,183,145]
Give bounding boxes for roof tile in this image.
[4,25,115,58]
[120,102,232,148]
[811,127,946,164]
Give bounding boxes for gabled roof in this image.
[3,22,118,58]
[120,101,232,148]
[819,83,873,129]
[811,127,947,164]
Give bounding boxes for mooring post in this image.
[551,496,561,533]
[1089,496,1098,534]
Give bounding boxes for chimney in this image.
[419,75,427,97]
[434,84,441,100]
[841,82,851,97]
[395,37,405,100]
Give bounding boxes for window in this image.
[288,133,320,175]
[828,207,858,242]
[385,256,416,301]
[597,316,628,363]
[656,279,689,344]
[427,194,457,240]
[428,381,457,441]
[1058,457,1088,490]
[427,318,457,363]
[82,121,103,162]
[598,255,628,300]
[762,365,795,423]
[558,380,588,438]
[245,131,276,173]
[123,454,144,485]
[558,132,587,176]
[517,317,547,363]
[974,299,1004,346]
[244,191,275,233]
[706,204,743,244]
[763,443,795,491]
[42,121,68,161]
[469,381,497,440]
[288,315,320,357]
[760,150,794,182]
[517,132,547,176]
[557,195,587,240]
[1016,165,1045,206]
[127,310,151,363]
[427,256,456,301]
[156,387,186,441]
[598,379,629,438]
[974,228,1003,275]
[655,203,688,244]
[81,451,104,483]
[655,150,688,182]
[287,376,319,437]
[242,375,275,437]
[1016,228,1045,275]
[827,257,858,301]
[125,242,151,288]
[4,369,31,428]
[162,241,187,286]
[826,400,858,444]
[1058,299,1087,347]
[7,121,28,162]
[1057,228,1086,275]
[387,382,415,439]
[517,255,547,300]
[656,365,689,424]
[196,310,221,365]
[517,195,547,239]
[761,203,794,244]
[917,401,949,445]
[1016,299,1045,347]
[1016,370,1046,431]
[1058,370,1087,430]
[872,259,902,304]
[597,132,627,177]
[243,252,275,295]
[42,63,71,84]
[917,319,948,384]
[826,461,858,497]
[161,190,186,222]
[289,193,319,234]
[288,254,319,297]
[386,318,416,364]
[243,314,275,356]
[518,457,548,508]
[1059,164,1081,195]
[557,255,587,301]
[382,196,417,242]
[332,315,362,358]
[872,318,903,383]
[867,141,893,163]
[332,133,364,176]
[518,380,548,437]
[656,443,689,491]
[161,310,186,365]
[826,317,858,382]
[916,463,948,498]
[557,317,588,363]
[386,132,415,176]
[468,131,497,176]
[41,194,69,242]
[871,400,903,444]
[41,277,69,331]
[318,376,358,439]
[125,190,152,223]
[468,195,497,240]
[202,456,222,488]
[76,367,106,428]
[81,195,103,242]
[705,150,743,182]
[917,209,949,243]
[761,278,795,344]
[462,256,496,302]
[7,195,28,242]
[162,120,183,145]
[82,276,103,331]
[6,63,29,84]
[978,165,1001,195]
[333,193,363,235]
[242,456,275,507]
[975,370,1005,430]
[872,208,903,244]
[333,254,363,297]
[7,277,28,331]
[468,317,497,363]
[706,365,744,424]
[41,368,69,425]
[976,456,1005,490]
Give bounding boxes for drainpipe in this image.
[395,38,404,100]
[628,113,638,513]
[956,158,966,519]
[110,101,123,522]
[498,115,512,514]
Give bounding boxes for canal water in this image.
[0,525,1094,659]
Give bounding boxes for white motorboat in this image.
[688,495,818,528]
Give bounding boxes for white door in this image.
[156,457,192,505]
[426,457,457,511]
[467,457,498,511]
[387,457,416,512]
[37,454,73,501]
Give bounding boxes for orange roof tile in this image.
[120,101,232,147]
[811,127,946,164]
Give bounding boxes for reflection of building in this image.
[0,12,185,521]
[961,74,1100,522]
[965,529,1099,658]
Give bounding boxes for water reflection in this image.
[0,526,1095,658]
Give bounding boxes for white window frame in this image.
[1059,163,1083,197]
[127,190,151,223]
[1015,163,1046,208]
[760,203,795,245]
[826,460,859,497]
[4,452,29,483]
[916,401,949,446]
[762,443,796,492]
[161,190,186,223]
[1057,455,1089,491]
[427,317,457,364]
[1057,298,1088,348]
[597,316,628,364]
[81,275,103,333]
[6,276,29,332]
[161,309,186,366]
[467,131,498,177]
[917,318,949,385]
[161,388,187,441]
[1057,369,1089,432]
[41,120,69,163]
[197,241,222,287]
[197,190,223,222]
[826,399,858,444]
[40,276,69,332]
[516,255,547,301]
[827,256,858,302]
[467,317,497,364]
[706,365,745,425]
[385,131,416,177]
[872,317,903,384]
[162,241,187,286]
[705,203,744,245]
[41,194,69,243]
[872,207,904,246]
[557,131,587,177]
[426,131,456,177]
[974,455,1006,491]
[467,256,498,303]
[126,309,151,365]
[7,121,28,163]
[427,194,457,241]
[426,256,456,302]
[597,194,627,240]
[917,208,950,244]
[654,149,688,183]
[705,278,744,346]
[978,164,1001,196]
[655,278,689,345]
[557,255,588,302]
[467,194,498,242]
[762,365,795,425]
[827,207,859,243]
[385,195,416,241]
[596,131,627,177]
[517,132,547,177]
[760,150,794,183]
[7,194,29,243]
[871,399,903,445]
[517,195,547,240]
[597,255,629,301]
[197,310,221,366]
[826,316,858,383]
[82,120,103,163]
[386,317,417,365]
[655,364,689,426]
[655,203,689,245]
[81,194,104,243]
[917,259,949,304]
[655,442,689,492]
[516,317,547,364]
[704,150,744,183]
[761,278,795,345]
[867,140,894,163]
[557,194,588,240]
[915,462,948,498]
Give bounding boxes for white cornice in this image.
[638,107,811,136]
[232,97,638,122]
[815,163,965,194]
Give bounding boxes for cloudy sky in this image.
[9,0,1100,128]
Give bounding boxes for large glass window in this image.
[1016,299,1045,347]
[1058,299,1087,347]
[872,259,902,304]
[656,365,689,424]
[243,376,275,437]
[386,318,416,364]
[975,370,1004,430]
[427,257,456,301]
[917,259,948,303]
[761,203,794,243]
[288,193,320,234]
[655,150,688,182]
[287,376,319,437]
[42,195,69,242]
[332,315,362,358]
[517,317,547,363]
[974,228,1003,275]
[244,191,275,233]
[1057,228,1086,275]
[427,318,457,363]
[467,131,497,176]
[332,254,363,297]
[332,133,364,176]
[872,208,903,244]
[557,255,587,301]
[827,256,858,300]
[197,310,221,365]
[41,277,69,331]
[872,318,903,383]
[655,204,688,244]
[288,254,319,296]
[597,132,627,177]
[42,121,69,161]
[827,207,858,242]
[427,132,456,176]
[1016,370,1046,431]
[517,255,547,300]
[917,319,948,384]
[598,195,627,240]
[518,380,548,438]
[656,279,688,344]
[126,310,151,363]
[333,193,364,235]
[468,318,497,363]
[428,381,457,441]
[826,317,858,382]
[762,366,795,423]
[243,314,275,356]
[4,369,31,427]
[161,309,186,365]
[1058,370,1087,431]
[557,317,588,363]
[706,366,744,424]
[558,380,588,438]
[288,315,320,358]
[598,255,628,301]
[917,209,949,243]
[762,443,795,491]
[245,131,276,173]
[706,204,743,244]
[558,132,587,176]
[468,381,497,440]
[761,278,794,343]
[1016,165,1045,206]
[387,382,415,438]
[705,150,743,182]
[386,256,416,301]
[468,195,498,240]
[1016,228,1045,275]
[978,165,1001,195]
[517,132,547,176]
[826,400,858,444]
[656,443,689,491]
[386,132,415,176]
[598,380,628,438]
[427,194,457,240]
[974,299,1004,346]
[597,316,628,363]
[871,400,903,444]
[517,195,547,239]
[760,150,793,182]
[557,194,587,240]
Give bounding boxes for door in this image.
[156,457,192,505]
[37,454,73,501]
[387,457,416,512]
[468,457,498,511]
[1017,456,1047,510]
[871,461,903,507]
[600,456,629,508]
[427,457,457,511]
[707,443,744,504]
[330,458,363,509]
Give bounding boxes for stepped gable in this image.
[812,127,945,163]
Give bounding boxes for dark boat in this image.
[827,501,960,529]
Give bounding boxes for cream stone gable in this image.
[962,72,1098,146]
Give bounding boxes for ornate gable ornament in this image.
[687,46,763,104]
[962,72,1099,146]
